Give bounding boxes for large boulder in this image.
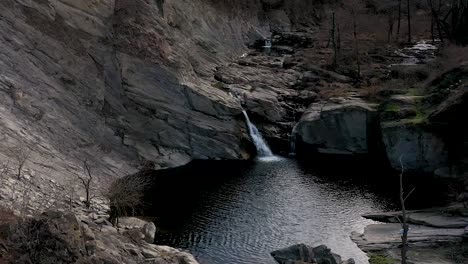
[271,244,354,264]
[293,98,378,156]
[381,121,448,172]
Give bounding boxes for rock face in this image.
[381,121,448,172]
[291,94,452,173]
[293,98,378,155]
[0,0,326,185]
[271,244,355,264]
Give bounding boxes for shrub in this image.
[106,174,151,226]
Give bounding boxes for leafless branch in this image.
[10,146,31,180]
[77,159,95,208]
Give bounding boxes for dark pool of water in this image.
[148,157,403,264]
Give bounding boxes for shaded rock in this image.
[293,98,378,155]
[381,121,448,172]
[301,65,352,83]
[272,32,314,48]
[271,244,353,264]
[429,87,468,123]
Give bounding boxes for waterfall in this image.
[242,111,274,157]
[289,124,298,156]
[289,134,296,156]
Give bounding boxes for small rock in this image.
[142,222,156,243]
[81,224,95,241]
[85,240,96,255]
[95,217,111,226]
[123,229,145,241]
[23,174,31,181]
[271,244,342,264]
[88,212,98,220]
[118,217,147,229]
[100,225,117,233]
[141,248,159,259]
[125,247,142,257]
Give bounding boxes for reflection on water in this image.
[149,158,397,264]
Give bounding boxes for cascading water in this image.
[242,111,274,157]
[289,124,298,156]
[289,134,296,156]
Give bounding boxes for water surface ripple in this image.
[153,158,395,264]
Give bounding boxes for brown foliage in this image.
[106,174,152,226]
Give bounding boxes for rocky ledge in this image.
[352,206,468,263]
[2,210,198,264]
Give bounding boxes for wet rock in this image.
[271,244,354,264]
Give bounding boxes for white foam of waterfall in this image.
[242,111,274,158]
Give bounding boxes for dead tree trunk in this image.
[398,156,415,264]
[352,10,361,81]
[397,0,403,39]
[78,159,94,208]
[388,8,395,42]
[331,11,338,68]
[407,0,412,43]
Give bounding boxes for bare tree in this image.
[106,174,151,226]
[329,11,339,68]
[77,159,95,208]
[387,7,396,42]
[407,0,412,43]
[0,160,10,180]
[352,9,361,81]
[398,156,415,264]
[10,146,31,180]
[429,0,444,43]
[397,0,403,39]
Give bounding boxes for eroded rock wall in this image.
[0,0,323,185]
